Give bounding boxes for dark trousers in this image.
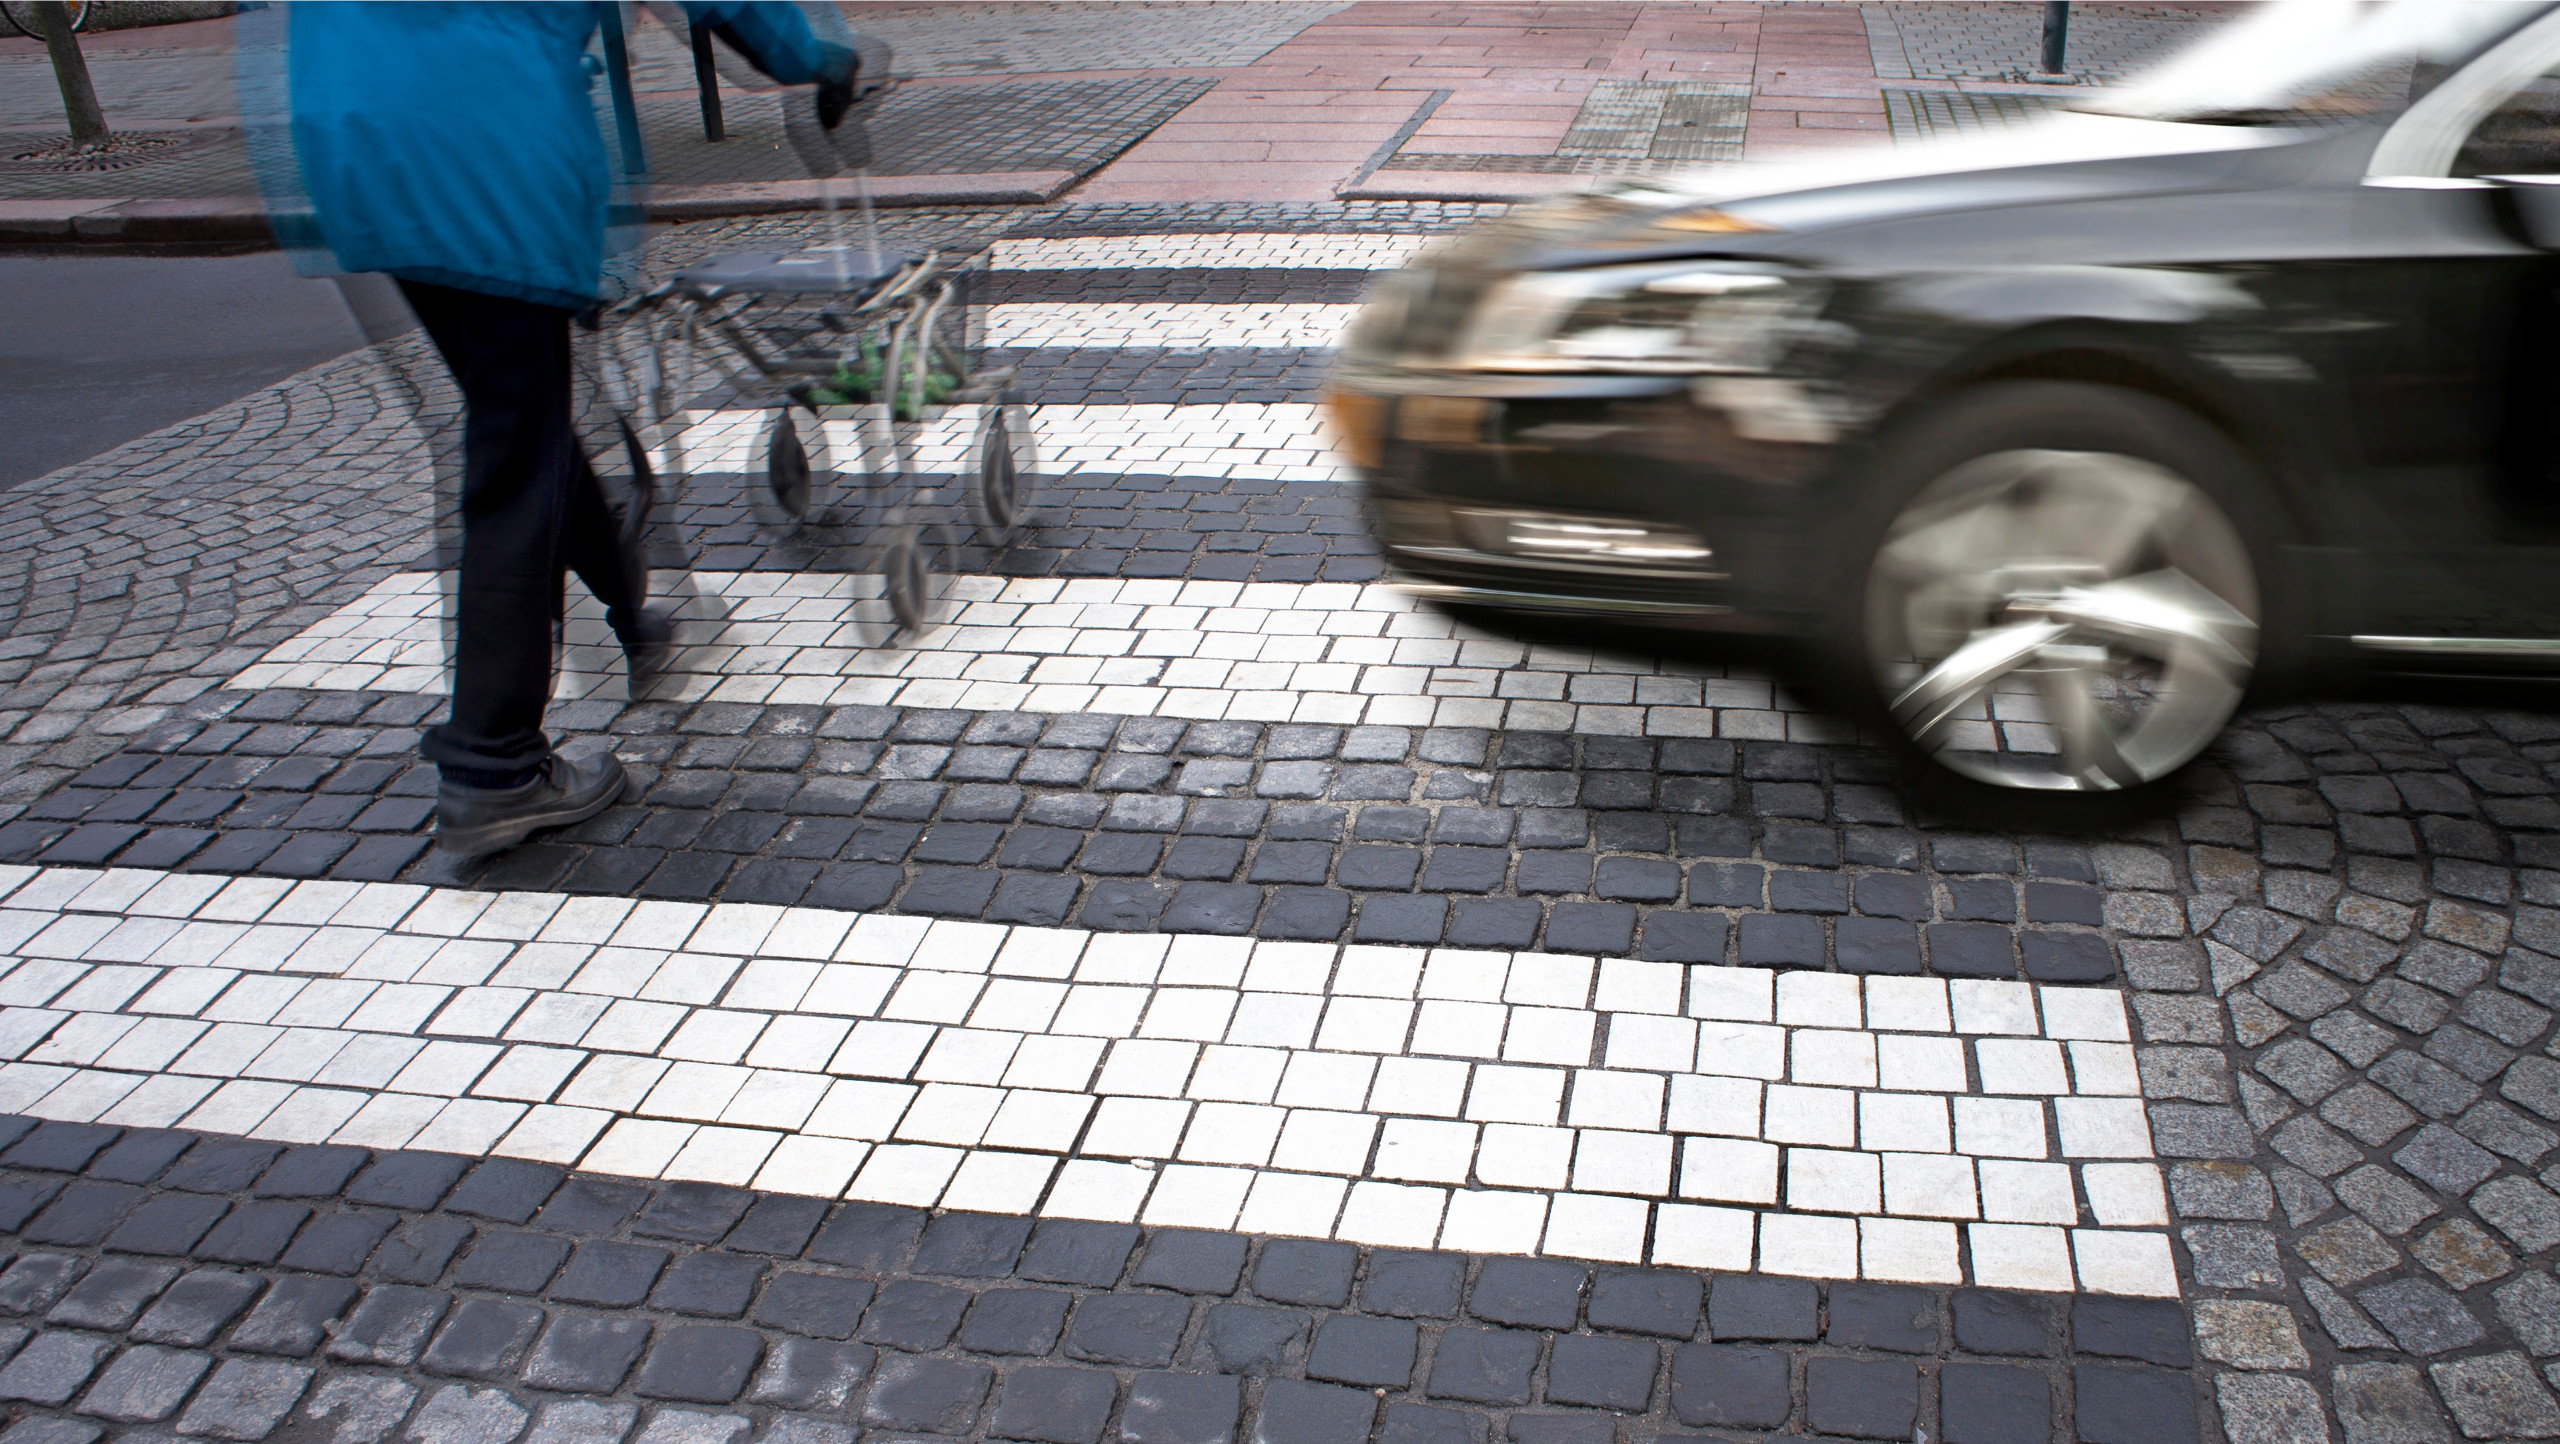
[400,280,646,781]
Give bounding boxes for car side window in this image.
[2454,68,2560,176]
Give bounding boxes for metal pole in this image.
[690,20,725,142]
[599,3,647,179]
[32,1,106,149]
[2041,2,2070,77]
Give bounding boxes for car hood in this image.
[1496,110,2366,269]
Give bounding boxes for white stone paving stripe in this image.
[987,233,1431,272]
[668,403,1354,482]
[0,863,2176,1293]
[231,571,1859,740]
[986,303,1357,349]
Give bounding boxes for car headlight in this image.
[1453,262,1826,375]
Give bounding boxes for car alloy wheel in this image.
[1863,447,2259,791]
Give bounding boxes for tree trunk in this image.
[34,2,107,149]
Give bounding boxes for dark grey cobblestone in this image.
[0,1114,2197,1441]
[2115,704,2560,1443]
[0,690,2135,982]
[613,465,1382,583]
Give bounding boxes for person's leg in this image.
[399,279,626,855]
[561,443,654,641]
[400,280,582,781]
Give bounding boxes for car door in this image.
[2345,13,2560,652]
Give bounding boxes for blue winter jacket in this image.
[288,2,846,310]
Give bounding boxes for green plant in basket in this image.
[809,338,959,419]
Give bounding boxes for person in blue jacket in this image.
[283,2,856,859]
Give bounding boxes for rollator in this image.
[584,13,1038,646]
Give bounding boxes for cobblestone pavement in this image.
[12,190,2560,1440]
[10,6,2560,1440]
[0,1118,2211,1444]
[1861,2,2235,86]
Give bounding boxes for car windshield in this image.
[2082,0,2543,125]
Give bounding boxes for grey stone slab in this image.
[177,1359,315,1441]
[2181,1224,2285,1290]
[77,1344,213,1423]
[2430,1352,2560,1440]
[744,1338,871,1413]
[131,1269,263,1347]
[520,1315,651,1395]
[0,1421,101,1444]
[521,1402,636,1444]
[859,1355,990,1436]
[0,1331,113,1405]
[1668,1343,1788,1430]
[2216,1373,2330,1444]
[419,1306,543,1387]
[2302,1277,2395,1351]
[298,1375,420,1444]
[0,1255,88,1317]
[2338,1165,2442,1236]
[47,1259,180,1330]
[327,1286,450,1367]
[2360,1279,2488,1356]
[630,1411,746,1444]
[2333,1362,2452,1444]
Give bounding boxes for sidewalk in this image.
[0,2,2238,241]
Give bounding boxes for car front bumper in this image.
[1327,373,1839,635]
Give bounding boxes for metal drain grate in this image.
[0,128,228,174]
[1882,89,2066,143]
[1389,79,1748,174]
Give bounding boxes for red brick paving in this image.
[1074,1,1890,204]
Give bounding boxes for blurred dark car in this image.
[1327,0,2560,801]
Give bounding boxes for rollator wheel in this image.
[614,416,656,557]
[763,408,812,520]
[969,393,1040,548]
[853,520,954,647]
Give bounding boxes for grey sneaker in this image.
[436,751,627,858]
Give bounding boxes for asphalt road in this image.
[0,249,388,491]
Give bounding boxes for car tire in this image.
[1828,381,2281,811]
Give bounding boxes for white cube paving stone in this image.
[2071,1229,2180,1297]
[1696,1022,1786,1080]
[1679,1138,1778,1205]
[1882,1153,1977,1220]
[1968,1223,2077,1292]
[1861,1218,1963,1284]
[1979,1161,2080,1225]
[0,865,2168,1291]
[1759,1214,1860,1279]
[2081,1163,2170,1227]
[1652,1203,1755,1271]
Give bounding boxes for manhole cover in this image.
[0,128,229,173]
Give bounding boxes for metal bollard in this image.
[691,19,727,143]
[2040,2,2070,77]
